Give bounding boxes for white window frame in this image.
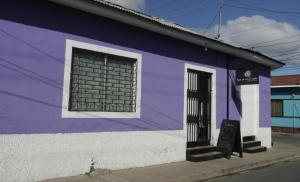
[62,39,142,118]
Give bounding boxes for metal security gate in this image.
[187,69,212,147]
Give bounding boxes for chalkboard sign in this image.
[236,70,259,85]
[217,120,243,159]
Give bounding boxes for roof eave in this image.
[49,0,284,70]
[271,85,300,88]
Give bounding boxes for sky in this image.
[105,0,300,76]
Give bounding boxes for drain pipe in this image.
[290,84,297,134]
[226,55,230,120]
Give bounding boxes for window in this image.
[62,40,141,118]
[70,48,137,112]
[271,100,283,117]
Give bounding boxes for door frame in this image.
[183,63,217,146]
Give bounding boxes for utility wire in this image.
[147,0,183,12]
[224,4,300,18]
[168,1,217,20]
[222,0,300,72]
[282,62,300,66]
[155,0,210,17]
[272,50,300,58]
[252,39,300,49]
[281,59,300,65]
[211,8,299,40]
[281,53,300,61]
[219,9,296,39]
[150,0,300,71]
[203,9,220,34]
[221,21,279,38]
[231,0,300,16]
[245,34,300,48]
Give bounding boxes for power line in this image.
[203,9,220,34]
[224,4,300,18]
[245,34,300,48]
[282,61,300,66]
[281,54,300,61]
[219,0,300,67]
[221,21,279,38]
[222,31,300,50]
[149,0,300,70]
[282,62,300,67]
[252,39,300,49]
[272,51,300,59]
[276,52,300,59]
[168,1,217,20]
[280,61,300,66]
[210,4,299,40]
[218,23,294,49]
[0,30,189,134]
[155,0,210,17]
[218,11,295,39]
[216,14,267,27]
[146,0,183,12]
[231,0,300,16]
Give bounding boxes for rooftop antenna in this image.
[216,0,223,39]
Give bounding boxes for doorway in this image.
[186,69,212,147]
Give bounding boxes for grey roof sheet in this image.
[93,0,211,38]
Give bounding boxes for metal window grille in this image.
[69,48,137,112]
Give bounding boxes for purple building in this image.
[0,0,283,181]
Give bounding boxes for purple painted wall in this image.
[0,1,270,134]
[260,69,271,127]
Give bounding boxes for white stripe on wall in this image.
[240,84,259,137]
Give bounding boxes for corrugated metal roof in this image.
[93,0,206,38]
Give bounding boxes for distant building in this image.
[271,75,300,133]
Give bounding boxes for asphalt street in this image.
[207,133,300,182]
[207,159,300,182]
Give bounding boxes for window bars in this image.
[69,48,137,112]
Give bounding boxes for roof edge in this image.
[271,85,300,88]
[49,0,284,70]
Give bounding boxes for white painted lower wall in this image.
[239,84,272,149]
[0,130,186,182]
[211,129,220,146]
[257,127,272,148]
[240,84,259,138]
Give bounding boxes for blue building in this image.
[271,75,300,133]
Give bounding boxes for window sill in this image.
[62,110,140,118]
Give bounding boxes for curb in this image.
[42,154,300,182]
[164,154,300,182]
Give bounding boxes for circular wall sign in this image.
[244,70,252,78]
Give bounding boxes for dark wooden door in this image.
[187,69,212,147]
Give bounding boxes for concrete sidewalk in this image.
[44,133,300,182]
